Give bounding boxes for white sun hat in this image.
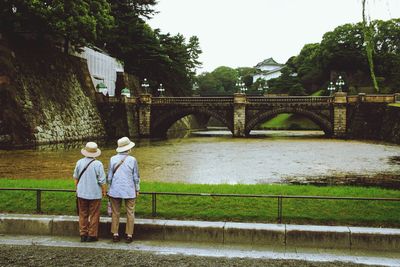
[116,137,135,153]
[81,142,101,158]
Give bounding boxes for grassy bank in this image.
[0,179,399,227]
[259,113,320,130]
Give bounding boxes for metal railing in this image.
[1,188,399,223]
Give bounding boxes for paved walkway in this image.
[0,235,399,266]
[1,214,400,266]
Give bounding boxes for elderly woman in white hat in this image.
[73,142,107,242]
[107,136,140,243]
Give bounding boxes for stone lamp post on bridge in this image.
[327,82,336,96]
[257,84,264,95]
[121,87,131,97]
[236,79,246,94]
[333,75,347,138]
[96,82,108,96]
[241,85,248,94]
[233,78,247,137]
[158,83,165,97]
[141,78,150,94]
[192,82,199,96]
[336,75,345,92]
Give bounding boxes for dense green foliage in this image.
[0,0,114,53]
[0,0,201,96]
[196,66,258,95]
[0,179,399,226]
[97,0,201,96]
[268,19,400,95]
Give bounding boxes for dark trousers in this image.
[78,198,101,237]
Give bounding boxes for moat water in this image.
[1,130,400,187]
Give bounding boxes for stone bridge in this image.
[96,93,397,138]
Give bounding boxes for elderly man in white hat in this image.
[107,136,140,243]
[73,142,107,242]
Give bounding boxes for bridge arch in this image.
[245,107,333,136]
[151,107,233,137]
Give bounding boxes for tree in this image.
[236,67,256,87]
[293,43,326,93]
[0,0,114,53]
[268,66,305,96]
[157,33,202,95]
[362,0,379,92]
[211,66,238,94]
[98,0,201,96]
[196,72,223,94]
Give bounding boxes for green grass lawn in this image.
[388,103,400,108]
[259,113,319,130]
[0,179,399,227]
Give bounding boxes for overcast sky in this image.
[147,0,399,73]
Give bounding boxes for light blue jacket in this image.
[73,157,106,200]
[107,153,140,199]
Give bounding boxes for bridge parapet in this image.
[95,93,138,104]
[362,94,395,103]
[151,97,234,105]
[347,94,395,104]
[247,96,332,104]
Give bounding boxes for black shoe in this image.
[125,236,133,243]
[80,235,88,242]
[87,236,98,242]
[112,235,120,242]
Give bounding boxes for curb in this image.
[1,214,400,252]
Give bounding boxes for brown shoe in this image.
[125,236,133,243]
[112,235,120,242]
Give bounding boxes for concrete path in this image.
[1,213,400,266]
[0,235,399,266]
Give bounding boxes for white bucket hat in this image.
[116,137,135,153]
[81,142,101,158]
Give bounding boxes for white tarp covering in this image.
[75,47,123,96]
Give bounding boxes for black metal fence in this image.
[1,188,400,223]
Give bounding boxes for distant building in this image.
[74,47,124,96]
[252,58,284,83]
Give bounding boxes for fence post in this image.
[152,193,157,217]
[36,189,42,213]
[277,196,283,224]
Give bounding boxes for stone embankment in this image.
[348,103,400,143]
[1,214,399,253]
[0,35,105,146]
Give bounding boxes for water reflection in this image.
[0,130,400,187]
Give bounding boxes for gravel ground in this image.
[0,245,376,267]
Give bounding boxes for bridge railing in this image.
[347,94,396,104]
[152,97,234,105]
[247,96,333,103]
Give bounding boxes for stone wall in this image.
[0,35,106,146]
[347,103,400,143]
[96,96,139,140]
